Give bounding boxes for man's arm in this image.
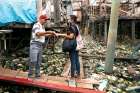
[36,31,56,36]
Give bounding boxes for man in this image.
[28,15,56,78]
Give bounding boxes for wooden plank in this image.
[80,54,138,62]
[16,71,28,78]
[33,74,48,82]
[0,66,4,74]
[2,69,17,77]
[77,82,93,89]
[61,59,71,77]
[47,79,68,86]
[79,56,84,78]
[0,75,105,93]
[48,76,65,81]
[76,78,100,84]
[67,79,77,87]
[0,68,106,92]
[9,24,32,28]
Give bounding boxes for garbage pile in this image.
[0,36,140,92]
[81,36,140,93]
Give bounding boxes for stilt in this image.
[132,20,135,43]
[104,21,108,43]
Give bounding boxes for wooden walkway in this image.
[0,66,105,93]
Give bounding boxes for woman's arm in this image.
[57,33,74,39]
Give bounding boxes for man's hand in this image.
[52,31,56,36]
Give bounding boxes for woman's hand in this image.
[56,33,74,39]
[56,33,66,37]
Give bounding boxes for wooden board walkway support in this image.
[131,20,135,43]
[0,68,105,93]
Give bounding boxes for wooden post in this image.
[0,39,1,62]
[132,20,135,43]
[92,21,96,39]
[0,39,1,52]
[104,21,107,43]
[53,0,61,26]
[105,0,120,73]
[36,0,42,20]
[9,33,12,50]
[131,1,135,43]
[132,1,135,16]
[99,23,102,40]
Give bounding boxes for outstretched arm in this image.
[36,31,56,36]
[56,33,74,39]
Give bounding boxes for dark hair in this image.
[70,15,77,22]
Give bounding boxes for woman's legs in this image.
[75,51,80,76]
[69,50,80,78]
[69,50,76,77]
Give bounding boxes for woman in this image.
[57,15,80,79]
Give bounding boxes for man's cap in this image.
[39,15,48,20]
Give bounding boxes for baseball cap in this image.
[39,15,48,20]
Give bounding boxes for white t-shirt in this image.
[30,22,46,43]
